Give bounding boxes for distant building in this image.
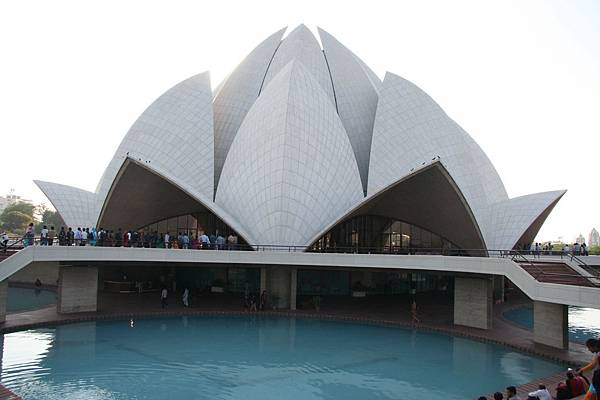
[0,192,33,213]
[589,228,600,247]
[576,234,585,244]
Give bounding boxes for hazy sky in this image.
[1,0,598,243]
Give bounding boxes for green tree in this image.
[0,211,33,234]
[0,202,36,234]
[589,245,600,256]
[36,207,64,231]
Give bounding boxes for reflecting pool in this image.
[7,287,56,313]
[504,305,600,344]
[0,316,564,399]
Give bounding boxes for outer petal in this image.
[318,27,380,193]
[216,61,364,246]
[305,161,486,251]
[34,180,97,228]
[96,72,214,219]
[213,27,286,188]
[481,190,566,250]
[97,158,254,243]
[261,25,335,105]
[368,72,509,245]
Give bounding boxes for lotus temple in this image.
[1,25,599,399]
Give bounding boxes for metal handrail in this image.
[2,238,600,287]
[570,253,600,278]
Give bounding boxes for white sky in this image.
[1,0,598,243]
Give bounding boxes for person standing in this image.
[40,225,48,246]
[67,227,74,246]
[164,232,170,249]
[74,228,82,246]
[161,287,168,308]
[81,227,88,246]
[58,227,66,246]
[24,223,35,247]
[411,299,420,324]
[1,231,9,252]
[48,226,56,246]
[577,338,600,400]
[182,288,189,307]
[182,232,190,249]
[200,232,210,249]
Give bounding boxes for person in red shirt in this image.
[566,370,588,397]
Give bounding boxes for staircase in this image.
[518,261,595,287]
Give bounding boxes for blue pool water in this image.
[0,316,564,400]
[7,287,56,313]
[504,305,600,344]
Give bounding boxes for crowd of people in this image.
[9,223,241,250]
[478,337,600,399]
[525,242,590,258]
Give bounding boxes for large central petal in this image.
[216,61,363,247]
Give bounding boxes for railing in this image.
[2,237,600,287]
[569,253,600,278]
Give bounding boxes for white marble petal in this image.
[95,72,214,218]
[481,190,566,250]
[213,28,286,188]
[368,72,509,247]
[216,61,364,246]
[318,27,379,193]
[34,181,97,229]
[261,25,335,105]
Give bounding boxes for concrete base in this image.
[534,301,568,349]
[0,280,7,323]
[454,277,492,330]
[263,267,297,310]
[58,266,98,314]
[493,275,504,303]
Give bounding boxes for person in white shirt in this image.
[161,287,168,308]
[182,288,189,307]
[200,233,210,249]
[40,225,49,246]
[164,232,170,248]
[81,229,88,246]
[527,384,551,400]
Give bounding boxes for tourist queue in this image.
[9,222,241,250]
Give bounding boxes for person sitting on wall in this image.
[506,385,522,399]
[526,384,552,400]
[34,278,42,287]
[565,370,588,398]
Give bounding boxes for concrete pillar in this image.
[533,301,568,349]
[58,266,98,313]
[454,277,492,330]
[260,267,267,294]
[290,268,297,311]
[266,267,297,310]
[269,267,291,309]
[493,275,504,303]
[0,280,7,323]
